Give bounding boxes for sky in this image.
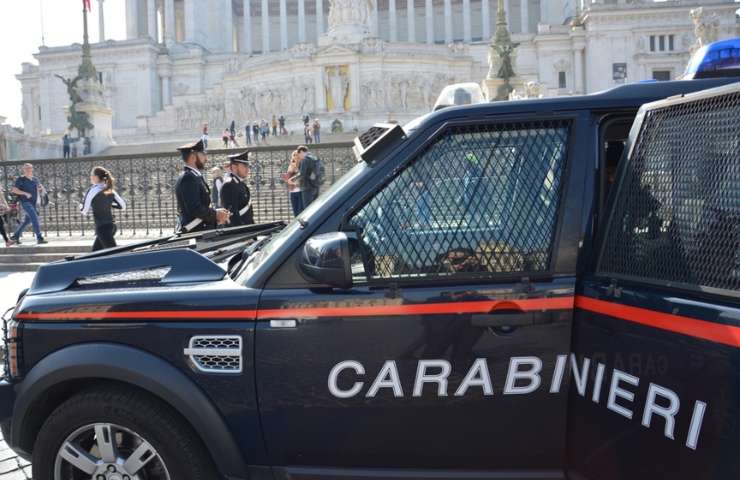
[0,1,737,129]
[0,0,127,128]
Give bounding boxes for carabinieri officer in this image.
[174,139,230,232]
[220,150,255,226]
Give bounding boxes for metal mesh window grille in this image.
[348,121,571,280]
[598,90,740,293]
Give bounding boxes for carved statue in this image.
[55,74,94,138]
[327,0,373,34]
[56,74,83,105]
[689,7,720,54]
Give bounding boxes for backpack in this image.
[306,154,326,188]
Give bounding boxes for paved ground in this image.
[0,434,30,479]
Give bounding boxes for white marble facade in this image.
[16,0,740,148]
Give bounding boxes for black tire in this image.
[32,385,219,480]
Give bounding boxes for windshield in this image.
[236,161,368,283]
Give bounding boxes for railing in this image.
[1,142,355,238]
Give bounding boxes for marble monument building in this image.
[16,0,739,149]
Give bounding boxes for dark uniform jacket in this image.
[220,174,254,226]
[175,166,216,231]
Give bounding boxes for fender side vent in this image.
[184,335,242,374]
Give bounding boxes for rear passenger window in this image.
[598,90,740,293]
[347,121,571,281]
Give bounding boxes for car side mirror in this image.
[299,232,353,289]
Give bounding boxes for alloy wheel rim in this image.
[53,423,171,480]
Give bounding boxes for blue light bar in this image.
[684,37,740,79]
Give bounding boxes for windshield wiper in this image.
[227,232,276,277]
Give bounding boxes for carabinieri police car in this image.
[0,40,738,480]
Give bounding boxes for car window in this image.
[598,90,740,293]
[347,121,571,281]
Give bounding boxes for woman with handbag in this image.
[283,150,303,217]
[80,166,126,251]
[0,188,14,247]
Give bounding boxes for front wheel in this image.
[33,385,218,480]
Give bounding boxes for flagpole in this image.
[39,0,46,46]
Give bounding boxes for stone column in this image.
[147,0,158,41]
[223,0,234,51]
[372,0,379,37]
[279,0,288,49]
[463,0,471,42]
[573,37,585,93]
[184,0,194,42]
[162,75,172,106]
[425,0,434,44]
[243,0,252,53]
[316,0,324,37]
[443,0,452,44]
[389,0,397,42]
[164,0,175,46]
[261,0,270,53]
[481,0,490,40]
[298,0,307,43]
[126,0,139,39]
[97,0,106,42]
[520,0,528,33]
[407,0,415,42]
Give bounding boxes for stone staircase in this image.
[0,244,90,272]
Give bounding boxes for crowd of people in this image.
[0,140,324,251]
[199,114,323,149]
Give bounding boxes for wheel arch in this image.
[11,342,249,479]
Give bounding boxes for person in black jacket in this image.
[220,151,255,226]
[174,139,230,232]
[297,145,320,208]
[80,166,127,251]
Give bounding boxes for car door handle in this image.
[470,311,535,327]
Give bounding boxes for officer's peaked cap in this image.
[177,139,205,158]
[228,150,251,165]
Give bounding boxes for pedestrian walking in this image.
[221,151,255,226]
[174,139,230,232]
[272,115,278,136]
[245,123,252,145]
[279,115,286,135]
[201,124,209,150]
[260,120,269,142]
[80,166,126,251]
[252,122,260,145]
[284,150,303,216]
[210,166,225,208]
[10,163,47,245]
[222,128,230,148]
[312,118,321,144]
[229,120,239,147]
[304,123,313,144]
[62,134,71,159]
[0,188,14,247]
[297,145,321,208]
